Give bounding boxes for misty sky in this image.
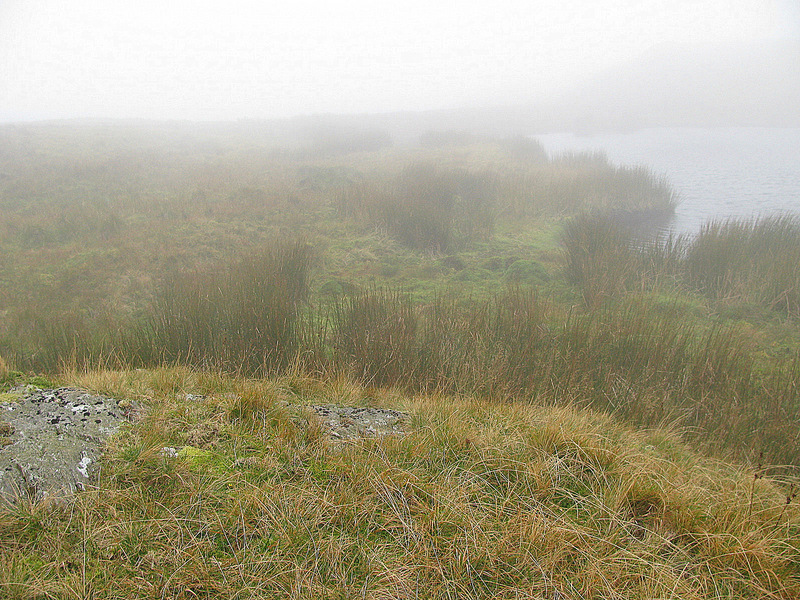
[1,0,798,122]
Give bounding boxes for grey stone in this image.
[160,447,179,458]
[0,388,131,503]
[309,404,409,440]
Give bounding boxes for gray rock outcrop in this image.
[0,388,129,503]
[309,405,410,440]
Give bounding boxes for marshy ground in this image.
[1,122,799,597]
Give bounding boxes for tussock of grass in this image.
[337,162,497,252]
[1,368,797,598]
[684,214,800,315]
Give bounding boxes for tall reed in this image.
[142,240,312,373]
[683,214,800,315]
[331,289,419,387]
[561,212,642,306]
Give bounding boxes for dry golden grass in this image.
[0,367,796,599]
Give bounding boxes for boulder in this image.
[309,404,409,440]
[0,387,130,503]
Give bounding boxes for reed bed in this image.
[560,212,800,319]
[494,154,679,218]
[332,151,675,251]
[323,289,798,466]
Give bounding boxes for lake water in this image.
[536,127,800,235]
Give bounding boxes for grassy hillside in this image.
[0,367,798,599]
[1,122,799,467]
[1,121,800,596]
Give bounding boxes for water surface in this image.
[537,127,800,234]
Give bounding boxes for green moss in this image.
[504,259,550,284]
[25,376,55,389]
[175,445,231,473]
[0,372,54,393]
[177,445,214,462]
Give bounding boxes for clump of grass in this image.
[560,210,687,307]
[332,288,419,387]
[561,212,641,306]
[684,214,800,316]
[140,240,312,373]
[340,162,496,252]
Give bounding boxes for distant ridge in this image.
[3,38,797,137]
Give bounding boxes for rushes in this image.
[332,289,419,387]
[334,153,674,251]
[495,153,678,218]
[350,162,497,252]
[561,212,641,306]
[561,212,800,318]
[145,240,312,373]
[684,214,800,315]
[4,213,799,466]
[322,288,797,464]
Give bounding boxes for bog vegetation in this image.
[1,122,800,597]
[3,123,798,464]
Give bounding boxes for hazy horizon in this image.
[1,0,799,128]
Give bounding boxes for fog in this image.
[1,0,798,129]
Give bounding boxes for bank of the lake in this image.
[537,127,800,234]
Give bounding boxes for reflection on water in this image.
[537,127,800,235]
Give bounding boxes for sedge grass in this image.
[683,214,800,316]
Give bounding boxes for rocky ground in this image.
[0,387,131,502]
[308,404,410,440]
[0,387,410,503]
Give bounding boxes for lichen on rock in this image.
[308,404,410,440]
[0,387,132,503]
